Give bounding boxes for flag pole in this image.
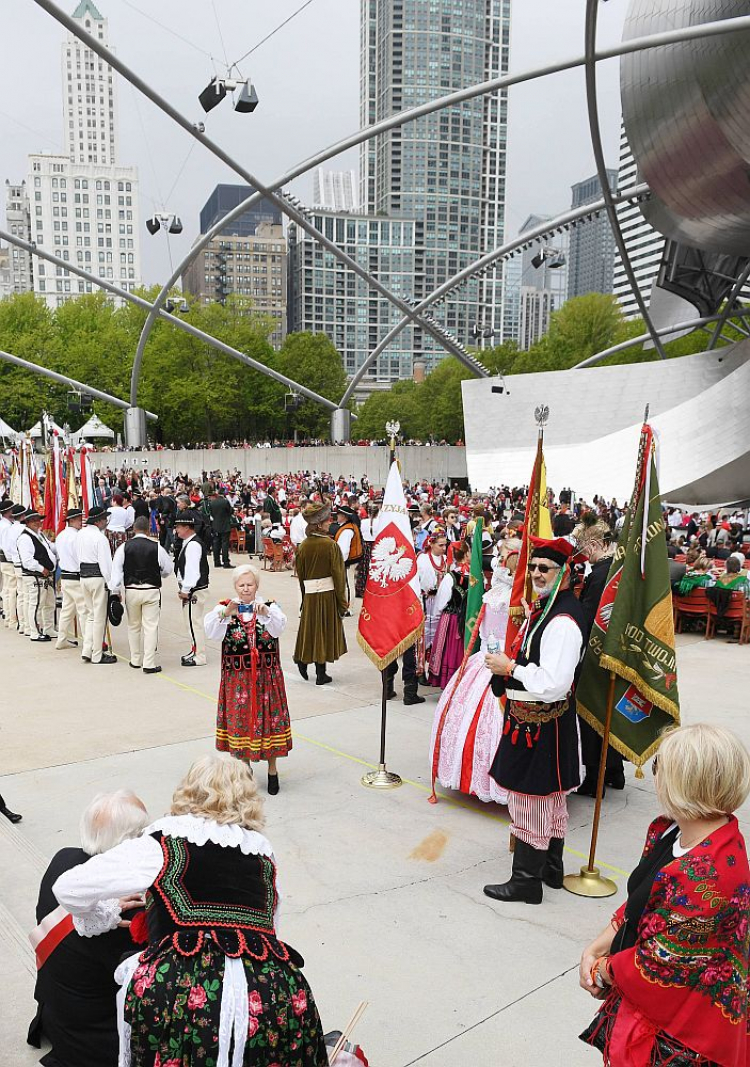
[564,671,618,897]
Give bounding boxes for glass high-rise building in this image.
[567,170,617,301]
[360,0,511,366]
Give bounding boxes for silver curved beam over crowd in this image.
[13,2,750,444]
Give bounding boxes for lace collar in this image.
[145,814,275,858]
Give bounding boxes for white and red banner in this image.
[357,461,424,670]
[79,445,94,518]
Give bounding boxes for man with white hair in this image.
[27,790,149,1067]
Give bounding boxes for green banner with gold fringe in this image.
[576,425,680,775]
[464,517,484,651]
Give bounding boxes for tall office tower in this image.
[567,170,617,300]
[199,185,282,237]
[512,214,567,349]
[64,1,117,165]
[4,180,33,293]
[288,210,423,392]
[360,0,511,366]
[613,125,665,318]
[312,169,359,212]
[182,222,287,349]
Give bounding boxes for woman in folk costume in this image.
[429,538,521,803]
[205,565,291,796]
[355,502,378,599]
[579,724,750,1067]
[293,500,348,685]
[53,755,329,1067]
[416,527,449,673]
[427,541,470,688]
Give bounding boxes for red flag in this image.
[357,461,424,670]
[42,455,55,534]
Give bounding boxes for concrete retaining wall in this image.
[90,445,469,487]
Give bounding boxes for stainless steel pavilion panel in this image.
[622,0,750,256]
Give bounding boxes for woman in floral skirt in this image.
[205,564,291,795]
[53,754,329,1067]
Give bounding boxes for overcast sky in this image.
[2,0,627,286]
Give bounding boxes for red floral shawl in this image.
[607,815,750,1067]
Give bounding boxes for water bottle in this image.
[487,632,500,655]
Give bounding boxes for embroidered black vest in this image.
[141,834,298,964]
[220,603,280,670]
[175,536,209,591]
[504,589,585,698]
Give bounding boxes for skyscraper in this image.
[567,170,617,300]
[360,0,511,365]
[64,0,117,165]
[312,170,359,212]
[511,214,567,350]
[613,125,665,319]
[199,184,282,238]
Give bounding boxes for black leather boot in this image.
[296,661,309,681]
[577,771,604,798]
[0,795,22,824]
[385,676,397,700]
[483,838,545,904]
[543,837,565,889]
[315,662,332,685]
[403,682,425,705]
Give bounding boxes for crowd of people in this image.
[97,435,462,452]
[2,464,750,1067]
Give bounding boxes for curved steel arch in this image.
[118,11,750,410]
[584,0,666,359]
[0,347,156,417]
[0,228,339,412]
[707,263,750,350]
[339,185,649,405]
[574,305,750,369]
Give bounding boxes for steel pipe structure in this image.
[584,0,666,359]
[707,263,750,350]
[0,228,339,413]
[0,348,157,418]
[574,305,750,369]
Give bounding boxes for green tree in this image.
[276,332,348,438]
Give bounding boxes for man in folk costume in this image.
[416,527,449,672]
[7,503,31,636]
[334,503,363,610]
[78,505,117,665]
[175,513,210,667]
[484,535,585,905]
[110,516,173,674]
[55,508,87,650]
[18,510,58,642]
[294,500,348,685]
[0,499,18,630]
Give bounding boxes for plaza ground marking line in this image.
[122,655,629,878]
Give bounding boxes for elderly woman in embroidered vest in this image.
[52,754,329,1067]
[205,564,291,796]
[579,724,750,1067]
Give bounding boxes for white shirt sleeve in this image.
[53,835,164,915]
[260,601,286,639]
[18,532,45,574]
[204,603,230,641]
[109,544,126,593]
[433,573,454,616]
[97,531,113,583]
[417,553,438,595]
[512,615,583,702]
[180,539,201,592]
[337,528,354,562]
[157,544,173,578]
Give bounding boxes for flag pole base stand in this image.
[564,866,617,898]
[361,764,402,790]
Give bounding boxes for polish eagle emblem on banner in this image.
[369,535,415,588]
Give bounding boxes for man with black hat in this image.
[0,499,18,629]
[483,535,585,905]
[294,500,348,684]
[175,512,209,666]
[208,488,233,569]
[110,516,173,674]
[18,510,58,642]
[334,503,363,609]
[6,504,31,635]
[55,508,86,650]
[77,506,116,664]
[132,490,150,522]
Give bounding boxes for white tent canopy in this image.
[27,418,67,439]
[0,417,19,440]
[72,414,115,442]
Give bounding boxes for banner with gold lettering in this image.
[576,423,680,774]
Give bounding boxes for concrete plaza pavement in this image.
[1,558,749,1067]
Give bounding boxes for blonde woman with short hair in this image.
[204,564,291,795]
[53,754,328,1067]
[579,724,750,1066]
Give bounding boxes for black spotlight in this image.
[199,77,227,113]
[531,251,545,270]
[234,80,259,113]
[146,215,161,235]
[168,217,183,235]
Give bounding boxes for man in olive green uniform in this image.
[294,501,348,684]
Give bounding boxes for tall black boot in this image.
[577,770,604,798]
[543,837,565,889]
[483,838,545,904]
[403,681,425,705]
[0,794,22,824]
[315,662,332,685]
[385,676,397,700]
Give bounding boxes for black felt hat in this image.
[66,508,84,522]
[86,506,108,524]
[10,503,26,518]
[0,499,14,514]
[108,594,124,627]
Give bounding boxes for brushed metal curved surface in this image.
[622,0,750,255]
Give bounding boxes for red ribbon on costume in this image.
[240,613,260,729]
[428,604,485,804]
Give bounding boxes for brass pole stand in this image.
[361,670,402,790]
[564,671,618,898]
